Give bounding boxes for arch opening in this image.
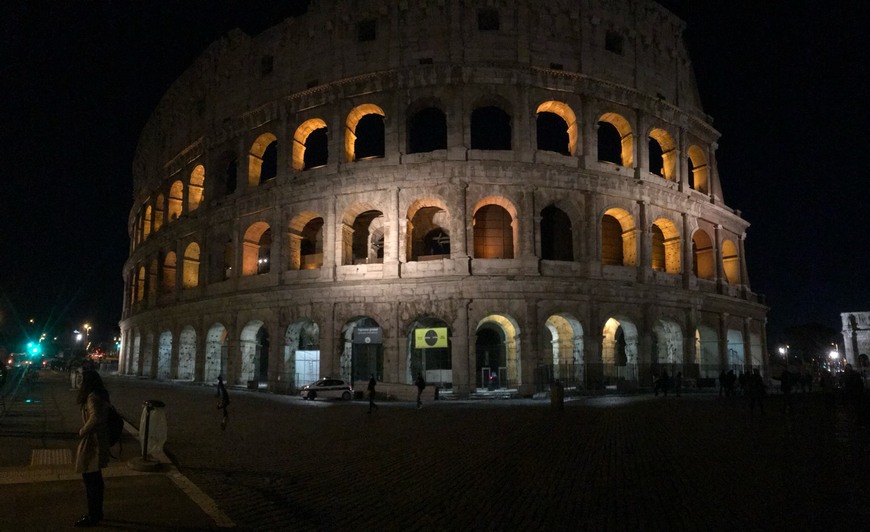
[692,229,715,280]
[408,107,447,154]
[471,106,511,150]
[540,205,573,261]
[284,319,320,389]
[475,314,520,390]
[239,321,269,387]
[473,204,514,259]
[204,323,228,384]
[407,316,452,387]
[340,317,383,383]
[408,205,450,261]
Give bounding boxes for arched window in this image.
[242,222,271,276]
[147,259,158,302]
[407,107,447,154]
[471,106,511,150]
[408,204,449,261]
[601,208,637,266]
[601,215,623,265]
[692,230,714,280]
[249,133,278,185]
[597,113,633,166]
[722,239,739,284]
[182,243,200,288]
[648,128,677,181]
[348,210,384,264]
[222,239,234,280]
[354,115,385,159]
[153,194,164,232]
[473,204,514,258]
[651,218,680,273]
[536,113,570,155]
[168,181,183,221]
[540,205,573,261]
[299,217,324,269]
[188,165,205,211]
[208,236,233,283]
[687,145,709,193]
[143,205,152,239]
[224,156,238,196]
[293,118,329,171]
[536,101,577,156]
[345,104,386,161]
[136,265,145,302]
[162,252,177,293]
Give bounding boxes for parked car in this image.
[300,378,353,401]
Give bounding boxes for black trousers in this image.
[82,470,104,519]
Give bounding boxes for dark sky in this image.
[0,0,867,349]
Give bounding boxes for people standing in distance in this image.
[367,374,378,413]
[415,372,426,409]
[217,375,230,431]
[747,368,766,414]
[74,370,111,527]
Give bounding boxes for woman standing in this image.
[74,370,111,527]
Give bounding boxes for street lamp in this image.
[83,323,92,348]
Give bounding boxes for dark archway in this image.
[471,106,511,150]
[408,107,447,154]
[536,112,570,155]
[540,205,573,261]
[304,128,328,169]
[355,114,385,159]
[260,141,278,181]
[475,325,506,388]
[597,121,622,164]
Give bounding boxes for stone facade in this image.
[119,0,769,397]
[841,312,870,370]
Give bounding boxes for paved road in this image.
[3,370,869,530]
[102,374,870,531]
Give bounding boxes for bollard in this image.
[70,367,83,390]
[129,400,166,472]
[139,400,167,458]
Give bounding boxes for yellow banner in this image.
[415,328,448,349]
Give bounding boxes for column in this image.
[634,111,647,179]
[451,301,471,397]
[681,212,693,289]
[718,313,729,370]
[637,200,650,283]
[384,186,400,277]
[714,224,724,292]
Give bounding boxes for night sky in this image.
[1,0,867,350]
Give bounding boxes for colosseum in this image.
[119,0,769,397]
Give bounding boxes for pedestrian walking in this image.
[415,372,426,408]
[747,368,766,413]
[655,370,670,397]
[367,374,379,413]
[216,375,230,430]
[74,370,111,527]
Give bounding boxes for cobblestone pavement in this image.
[101,375,870,531]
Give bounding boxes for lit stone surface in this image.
[120,0,768,397]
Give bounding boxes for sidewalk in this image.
[0,369,230,530]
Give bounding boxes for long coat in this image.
[74,392,110,473]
